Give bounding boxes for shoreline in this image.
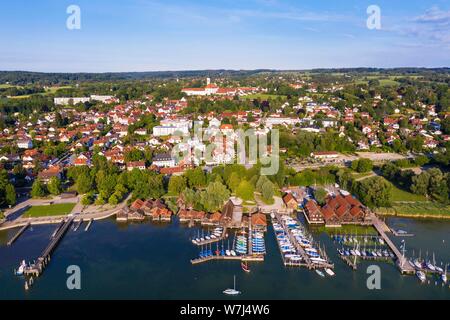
[376,212,450,220]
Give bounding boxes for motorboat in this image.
[15,260,26,276]
[325,268,335,277]
[315,270,325,278]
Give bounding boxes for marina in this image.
[0,216,449,299]
[272,211,334,270]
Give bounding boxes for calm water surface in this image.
[0,216,449,300]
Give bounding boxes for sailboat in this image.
[226,240,231,256]
[442,264,448,284]
[223,275,241,295]
[241,261,250,273]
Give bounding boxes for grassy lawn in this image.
[44,86,72,95]
[23,203,76,218]
[313,224,378,235]
[390,184,427,202]
[9,95,32,99]
[378,202,450,217]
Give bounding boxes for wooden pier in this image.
[7,223,30,246]
[371,214,415,274]
[191,254,264,265]
[23,216,74,277]
[193,228,228,246]
[274,211,334,270]
[84,218,93,232]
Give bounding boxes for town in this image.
[0,69,449,291]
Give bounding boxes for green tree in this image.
[168,175,187,196]
[314,188,328,205]
[81,192,95,205]
[47,177,62,195]
[410,171,430,195]
[227,172,241,193]
[352,158,373,173]
[185,167,206,188]
[353,176,392,208]
[236,180,255,201]
[5,184,16,206]
[261,180,275,203]
[200,181,230,212]
[31,179,47,198]
[76,172,93,194]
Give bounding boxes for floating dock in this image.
[7,223,30,246]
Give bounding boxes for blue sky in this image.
[1,0,450,72]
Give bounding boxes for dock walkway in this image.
[371,214,415,274]
[24,216,74,277]
[7,223,30,246]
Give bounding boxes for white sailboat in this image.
[223,275,241,295]
[442,264,448,284]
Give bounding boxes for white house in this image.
[152,153,176,167]
[17,139,33,149]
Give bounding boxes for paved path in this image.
[0,195,130,231]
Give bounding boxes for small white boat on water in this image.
[15,260,26,276]
[414,260,422,269]
[425,261,436,271]
[223,275,241,295]
[225,250,231,256]
[315,270,325,278]
[325,268,335,277]
[416,271,426,283]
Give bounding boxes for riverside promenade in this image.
[0,195,130,232]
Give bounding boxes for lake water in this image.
[0,216,449,300]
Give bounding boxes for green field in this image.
[312,224,378,235]
[23,203,76,218]
[378,202,450,218]
[390,184,427,202]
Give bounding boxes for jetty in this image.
[73,219,83,231]
[191,254,264,265]
[7,223,30,246]
[371,214,415,274]
[23,216,75,277]
[274,211,334,270]
[84,218,93,232]
[193,227,228,246]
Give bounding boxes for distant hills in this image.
[0,68,449,85]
